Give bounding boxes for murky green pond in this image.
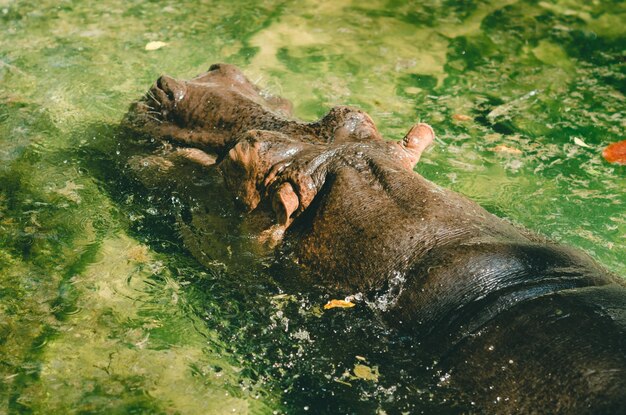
[1,0,624,413]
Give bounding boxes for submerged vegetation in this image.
[1,0,625,413]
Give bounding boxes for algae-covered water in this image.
[1,0,625,413]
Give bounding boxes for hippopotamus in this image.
[123,63,626,413]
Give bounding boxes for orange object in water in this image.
[323,299,356,310]
[602,140,626,165]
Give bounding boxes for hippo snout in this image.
[154,75,187,104]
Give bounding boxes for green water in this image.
[1,0,624,413]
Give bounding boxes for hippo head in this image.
[121,64,626,414]
[124,65,438,288]
[124,64,435,236]
[125,63,295,152]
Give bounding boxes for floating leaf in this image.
[602,140,626,165]
[323,299,355,310]
[145,41,168,51]
[353,364,379,382]
[573,137,592,148]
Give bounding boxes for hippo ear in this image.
[400,123,435,169]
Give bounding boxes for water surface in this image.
[1,0,625,413]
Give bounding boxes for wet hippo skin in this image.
[124,64,626,413]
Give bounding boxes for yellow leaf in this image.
[323,299,356,310]
[573,137,592,148]
[145,41,168,51]
[353,364,379,382]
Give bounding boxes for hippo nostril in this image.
[155,75,186,102]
